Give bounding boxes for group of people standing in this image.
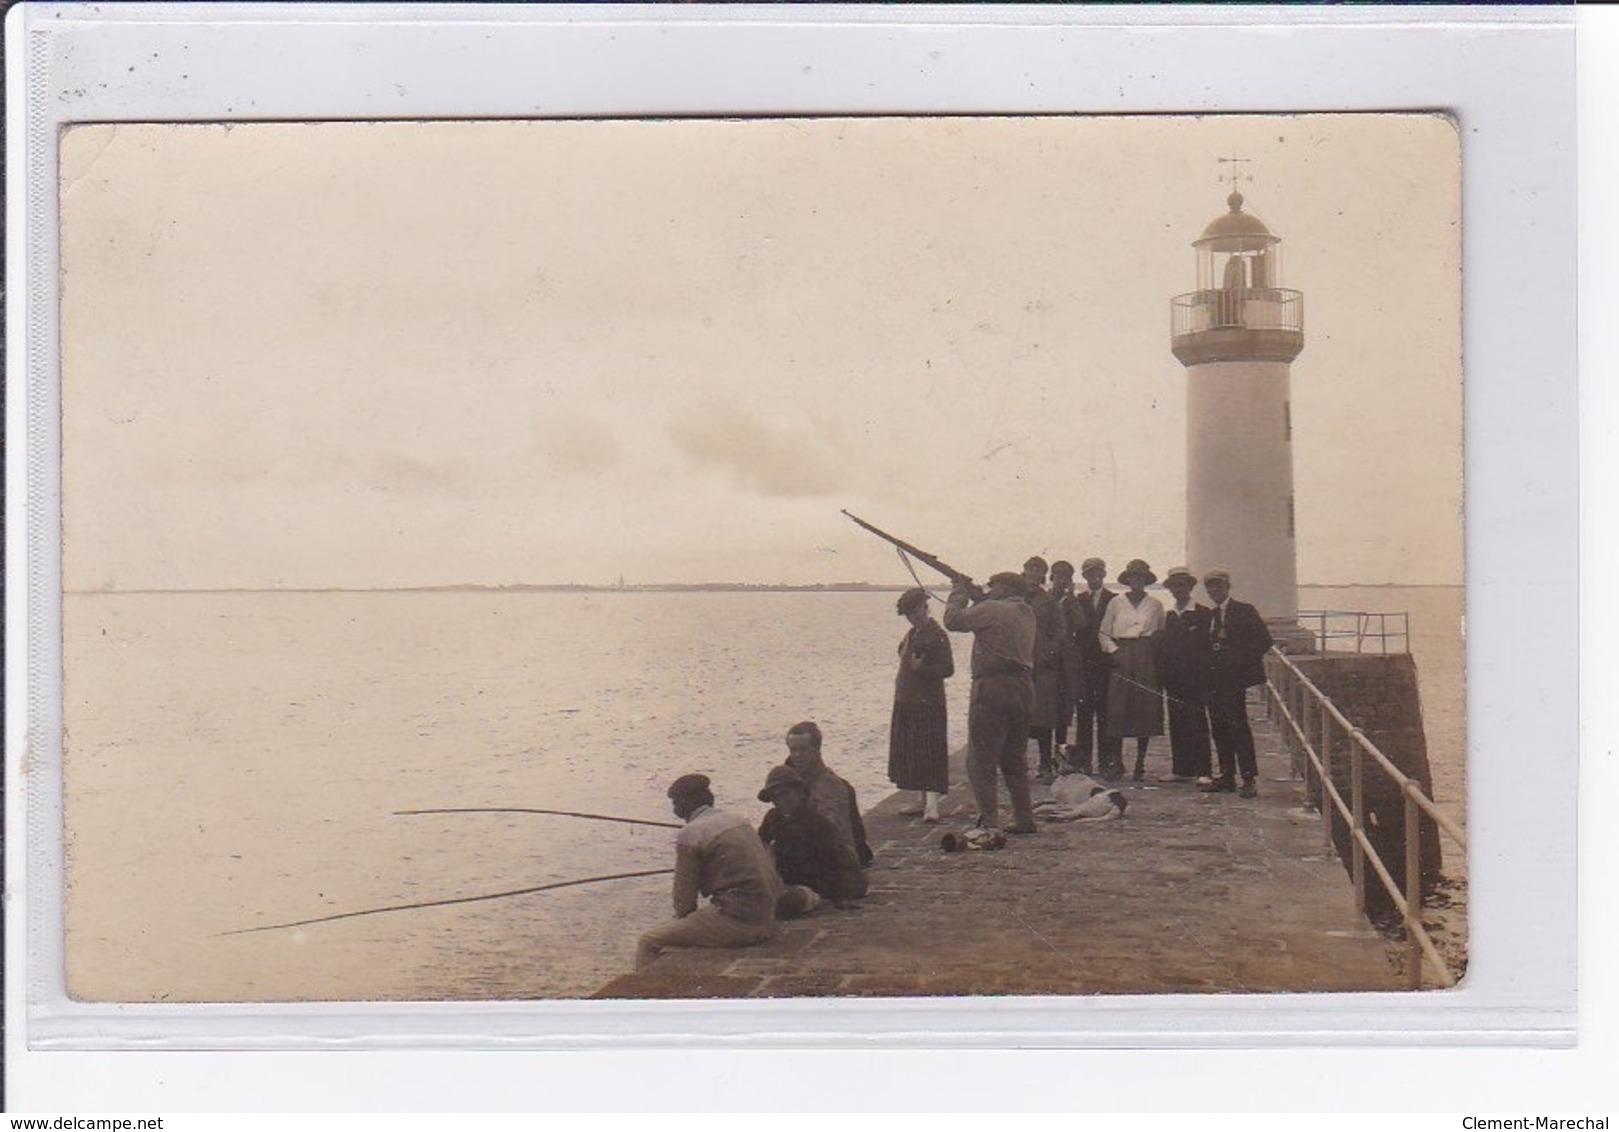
[887,556,1276,839]
[634,555,1275,970]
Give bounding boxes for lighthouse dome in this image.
[1194,191,1279,252]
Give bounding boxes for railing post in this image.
[1275,670,1296,777]
[1318,706,1334,850]
[1350,728,1367,916]
[1297,678,1310,768]
[1405,789,1424,990]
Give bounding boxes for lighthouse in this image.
[1170,189,1306,639]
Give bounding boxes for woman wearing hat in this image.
[887,586,956,823]
[1096,559,1167,781]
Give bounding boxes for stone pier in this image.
[1277,652,1443,925]
[595,706,1404,1000]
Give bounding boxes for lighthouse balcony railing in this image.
[1171,286,1304,336]
[1263,646,1465,990]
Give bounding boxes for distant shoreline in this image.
[71,581,1465,596]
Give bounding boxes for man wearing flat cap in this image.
[756,764,864,912]
[1065,556,1118,778]
[1198,569,1274,799]
[635,773,783,968]
[943,570,1039,835]
[1023,556,1067,783]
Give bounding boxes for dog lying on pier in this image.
[1033,773,1128,822]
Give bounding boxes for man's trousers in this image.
[1164,682,1213,779]
[1207,685,1258,784]
[636,904,778,969]
[1072,659,1124,778]
[967,672,1036,831]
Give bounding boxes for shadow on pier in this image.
[594,711,1404,1000]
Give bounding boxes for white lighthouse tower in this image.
[1170,188,1306,638]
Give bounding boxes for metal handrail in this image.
[1264,646,1465,990]
[1294,609,1410,655]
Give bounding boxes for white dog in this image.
[1035,773,1128,821]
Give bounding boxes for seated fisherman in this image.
[783,721,873,898]
[756,764,865,911]
[635,773,782,969]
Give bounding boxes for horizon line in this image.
[65,581,1465,596]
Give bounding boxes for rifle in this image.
[840,510,983,597]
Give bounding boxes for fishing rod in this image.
[395,807,680,830]
[221,868,676,936]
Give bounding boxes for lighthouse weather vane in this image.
[1217,155,1252,191]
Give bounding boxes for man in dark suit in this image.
[1155,566,1214,783]
[1063,556,1121,778]
[1024,555,1067,783]
[1198,568,1274,798]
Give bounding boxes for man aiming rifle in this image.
[842,513,1038,838]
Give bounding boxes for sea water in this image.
[60,585,1463,1001]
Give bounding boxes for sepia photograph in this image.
[56,112,1465,1005]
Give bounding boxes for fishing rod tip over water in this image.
[393,806,680,829]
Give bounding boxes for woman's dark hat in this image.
[758,764,806,802]
[895,587,931,616]
[1117,559,1157,586]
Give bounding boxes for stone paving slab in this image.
[594,714,1402,1000]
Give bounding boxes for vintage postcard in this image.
[57,114,1463,1004]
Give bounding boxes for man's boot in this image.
[1005,774,1038,835]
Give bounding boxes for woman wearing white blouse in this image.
[1097,559,1167,781]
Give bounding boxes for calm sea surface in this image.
[61,585,1463,1001]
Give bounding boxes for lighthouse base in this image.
[1268,619,1319,656]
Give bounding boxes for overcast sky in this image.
[60,114,1460,590]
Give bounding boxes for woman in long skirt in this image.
[1098,559,1166,782]
[887,587,955,822]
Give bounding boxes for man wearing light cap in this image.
[1155,566,1214,783]
[943,570,1039,835]
[635,773,783,968]
[1198,569,1274,799]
